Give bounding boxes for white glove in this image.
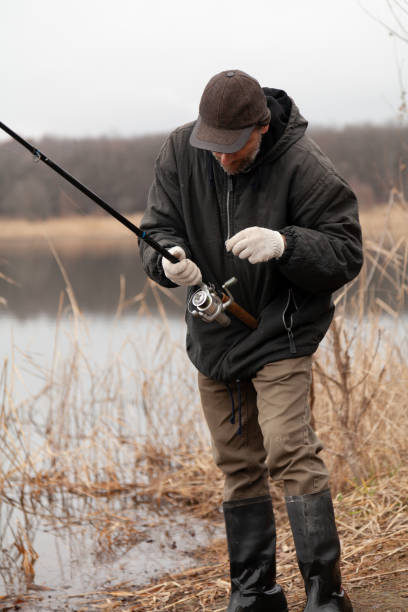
[225,227,285,263]
[162,246,202,286]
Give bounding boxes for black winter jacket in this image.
[139,89,363,382]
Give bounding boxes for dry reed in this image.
[0,200,407,253]
[0,201,407,610]
[70,469,408,611]
[0,213,143,255]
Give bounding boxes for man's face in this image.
[212,125,269,175]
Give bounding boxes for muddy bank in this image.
[1,504,224,611]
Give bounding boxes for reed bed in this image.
[0,200,407,610]
[70,469,408,611]
[0,201,406,252]
[0,214,143,242]
[0,213,143,255]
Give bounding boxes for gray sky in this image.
[0,0,406,141]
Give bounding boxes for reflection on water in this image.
[1,312,186,405]
[0,497,222,604]
[0,246,186,318]
[1,243,406,319]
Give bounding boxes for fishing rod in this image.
[0,121,177,265]
[0,121,258,330]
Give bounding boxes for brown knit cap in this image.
[190,70,271,153]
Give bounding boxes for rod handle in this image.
[222,295,258,330]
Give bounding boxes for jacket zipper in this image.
[226,176,233,241]
[282,288,297,354]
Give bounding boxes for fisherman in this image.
[139,69,363,612]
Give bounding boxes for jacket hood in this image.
[255,88,308,166]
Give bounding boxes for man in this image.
[139,69,363,612]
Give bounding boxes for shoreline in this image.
[0,213,142,253]
[0,205,406,255]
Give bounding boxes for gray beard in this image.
[212,142,261,175]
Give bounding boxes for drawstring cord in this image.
[237,380,242,435]
[226,383,235,424]
[226,379,242,435]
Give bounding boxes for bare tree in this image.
[359,0,408,42]
[359,1,408,118]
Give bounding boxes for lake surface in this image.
[0,245,186,318]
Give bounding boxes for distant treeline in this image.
[0,123,407,218]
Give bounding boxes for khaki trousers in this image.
[198,356,329,501]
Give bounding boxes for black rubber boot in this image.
[223,495,288,612]
[285,489,352,612]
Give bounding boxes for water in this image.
[0,245,186,318]
[0,500,223,606]
[1,311,186,402]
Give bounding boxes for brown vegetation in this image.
[0,203,407,610]
[0,199,406,251]
[0,213,143,254]
[72,473,408,611]
[360,196,408,240]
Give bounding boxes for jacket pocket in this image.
[282,288,298,354]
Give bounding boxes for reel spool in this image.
[188,277,237,327]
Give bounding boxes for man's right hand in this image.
[162,246,202,286]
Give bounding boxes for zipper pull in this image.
[287,329,297,354]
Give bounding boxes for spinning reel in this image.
[188,277,237,327]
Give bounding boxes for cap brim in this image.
[189,116,254,153]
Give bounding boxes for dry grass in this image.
[360,193,408,240]
[0,200,408,610]
[65,469,408,611]
[0,197,406,253]
[0,213,143,254]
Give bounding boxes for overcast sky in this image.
[0,0,406,141]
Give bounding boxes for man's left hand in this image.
[225,227,285,263]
